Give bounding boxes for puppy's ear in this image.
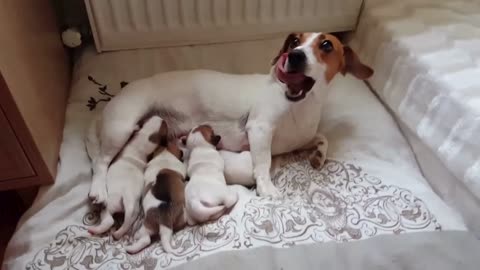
[211,135,221,146]
[179,150,184,162]
[180,136,187,145]
[341,46,374,80]
[159,121,169,146]
[271,33,297,66]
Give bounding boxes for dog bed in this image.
[2,39,476,269]
[350,0,480,233]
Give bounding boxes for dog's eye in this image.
[290,38,300,49]
[320,40,333,53]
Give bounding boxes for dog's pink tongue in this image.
[276,53,306,85]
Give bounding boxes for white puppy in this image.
[126,122,187,254]
[88,116,162,238]
[184,125,239,225]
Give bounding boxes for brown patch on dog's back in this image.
[150,168,186,230]
[151,169,185,203]
[193,125,221,146]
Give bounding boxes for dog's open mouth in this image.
[275,53,315,102]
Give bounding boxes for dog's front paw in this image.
[309,149,326,169]
[88,183,107,205]
[309,136,328,169]
[256,176,280,197]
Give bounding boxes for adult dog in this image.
[87,32,373,203]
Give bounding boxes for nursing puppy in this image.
[88,116,162,238]
[125,122,187,254]
[184,125,238,225]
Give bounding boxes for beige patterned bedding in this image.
[3,44,467,270]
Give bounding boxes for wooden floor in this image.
[0,191,25,265]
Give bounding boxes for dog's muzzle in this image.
[286,50,307,74]
[275,52,315,102]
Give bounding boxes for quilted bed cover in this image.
[2,37,479,269]
[351,0,480,233]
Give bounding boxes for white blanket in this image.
[351,0,480,233]
[3,43,466,270]
[352,0,480,201]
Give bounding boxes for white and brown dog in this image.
[183,125,238,225]
[87,32,373,204]
[126,122,187,254]
[88,116,162,238]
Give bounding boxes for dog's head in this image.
[150,120,184,161]
[182,124,221,149]
[272,32,373,102]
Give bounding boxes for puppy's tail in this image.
[159,224,174,253]
[188,200,226,225]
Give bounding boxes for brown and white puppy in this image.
[183,125,238,225]
[125,122,187,254]
[87,32,373,203]
[88,116,162,238]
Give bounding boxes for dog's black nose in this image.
[287,50,306,73]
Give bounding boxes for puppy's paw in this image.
[256,177,280,198]
[88,183,107,205]
[112,230,125,240]
[309,149,326,169]
[87,226,103,236]
[124,236,151,254]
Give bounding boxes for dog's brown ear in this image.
[159,121,168,146]
[271,33,297,66]
[341,46,374,80]
[211,135,221,146]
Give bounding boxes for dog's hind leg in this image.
[89,96,150,204]
[113,197,140,239]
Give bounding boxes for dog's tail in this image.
[158,201,187,253]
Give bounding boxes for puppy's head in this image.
[272,32,373,101]
[183,125,221,149]
[130,116,163,155]
[150,121,184,162]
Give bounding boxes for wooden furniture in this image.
[0,0,70,190]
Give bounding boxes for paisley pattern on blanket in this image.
[26,156,441,270]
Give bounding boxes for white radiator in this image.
[85,0,363,52]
